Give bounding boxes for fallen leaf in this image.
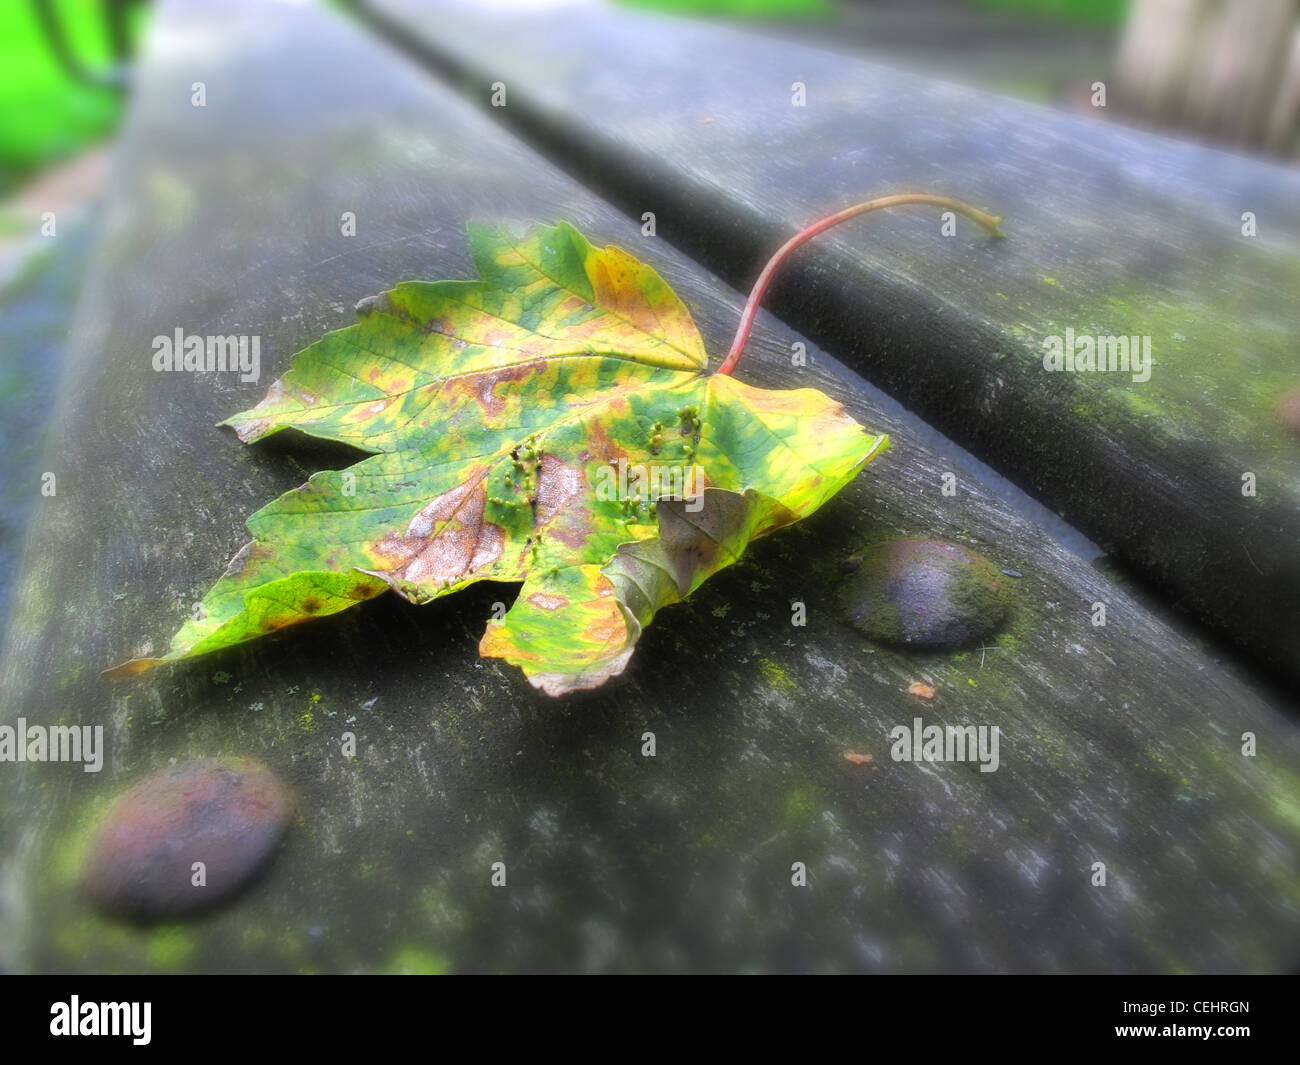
[843,751,874,765]
[907,682,936,699]
[108,221,887,693]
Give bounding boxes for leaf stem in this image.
[716,194,1004,377]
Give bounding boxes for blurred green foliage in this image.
[972,0,1129,25]
[0,1,142,196]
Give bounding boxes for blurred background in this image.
[2,0,1297,626]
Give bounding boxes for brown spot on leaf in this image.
[372,471,505,588]
[582,584,628,646]
[534,454,588,547]
[470,522,506,571]
[222,541,259,579]
[527,592,570,611]
[553,293,590,320]
[472,358,545,418]
[581,418,629,466]
[587,249,659,336]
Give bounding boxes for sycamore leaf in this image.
[108,221,888,694]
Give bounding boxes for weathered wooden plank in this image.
[0,224,93,622]
[1,0,1297,974]
[362,0,1300,686]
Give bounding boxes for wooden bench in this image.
[364,0,1300,687]
[0,0,1296,973]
